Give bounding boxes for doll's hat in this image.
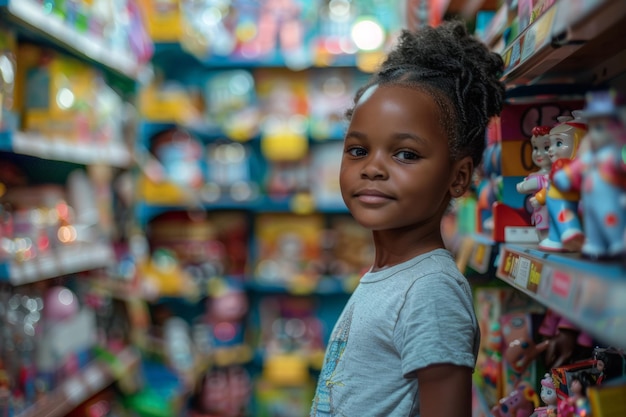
[584,90,624,118]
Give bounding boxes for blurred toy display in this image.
[203,70,260,140]
[253,213,323,287]
[0,27,16,131]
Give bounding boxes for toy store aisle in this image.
[1,0,625,417]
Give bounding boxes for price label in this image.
[551,269,573,299]
[514,257,531,288]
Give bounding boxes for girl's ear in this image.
[449,156,473,198]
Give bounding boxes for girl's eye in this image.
[556,140,563,147]
[394,150,419,161]
[544,146,550,151]
[346,147,367,157]
[533,146,538,151]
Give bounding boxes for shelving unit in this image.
[0,131,131,167]
[467,0,626,415]
[497,243,626,349]
[499,0,626,87]
[0,0,144,80]
[0,241,115,286]
[16,347,140,417]
[0,0,151,415]
[476,0,626,346]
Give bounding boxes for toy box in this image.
[22,51,96,142]
[252,213,324,288]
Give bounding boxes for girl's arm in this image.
[417,363,473,417]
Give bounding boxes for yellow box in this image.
[138,0,182,42]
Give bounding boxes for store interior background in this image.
[0,0,625,416]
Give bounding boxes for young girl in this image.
[310,21,505,417]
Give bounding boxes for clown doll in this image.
[552,91,626,260]
[532,112,587,252]
[517,125,552,241]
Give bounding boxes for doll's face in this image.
[570,379,582,395]
[541,385,557,405]
[531,134,551,169]
[548,132,576,162]
[596,359,605,372]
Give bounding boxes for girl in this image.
[310,20,505,417]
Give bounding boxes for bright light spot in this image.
[56,88,75,109]
[58,288,74,306]
[57,225,77,243]
[351,18,385,51]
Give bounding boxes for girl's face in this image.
[339,85,456,232]
[531,134,551,169]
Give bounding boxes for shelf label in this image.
[497,247,544,293]
[514,256,531,288]
[551,269,572,299]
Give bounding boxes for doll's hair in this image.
[532,125,551,137]
[346,20,505,167]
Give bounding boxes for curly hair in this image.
[346,20,505,167]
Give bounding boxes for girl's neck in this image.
[370,223,445,272]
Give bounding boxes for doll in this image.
[558,371,592,417]
[532,373,557,417]
[552,90,626,260]
[517,125,552,241]
[532,112,587,252]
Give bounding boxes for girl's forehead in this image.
[354,83,435,111]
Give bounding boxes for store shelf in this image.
[500,0,626,87]
[16,347,140,417]
[496,243,626,349]
[135,197,348,224]
[0,0,144,80]
[0,131,132,167]
[0,241,116,285]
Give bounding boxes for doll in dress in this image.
[532,373,557,417]
[552,90,626,260]
[517,125,552,241]
[532,112,588,252]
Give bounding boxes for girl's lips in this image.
[354,189,394,204]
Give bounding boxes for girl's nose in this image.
[360,153,388,180]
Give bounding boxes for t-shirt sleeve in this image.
[394,271,478,377]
